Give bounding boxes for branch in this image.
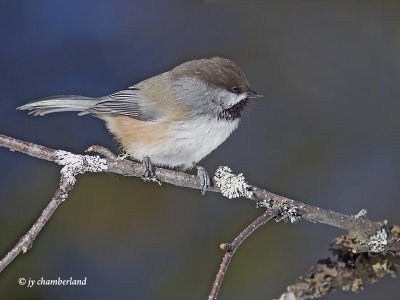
[0,133,399,299]
[208,210,277,300]
[277,225,400,300]
[0,133,381,236]
[0,143,107,272]
[0,175,75,272]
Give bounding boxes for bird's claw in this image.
[196,165,211,195]
[142,157,161,186]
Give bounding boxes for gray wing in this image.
[84,87,159,121]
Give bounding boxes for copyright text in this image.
[19,277,87,288]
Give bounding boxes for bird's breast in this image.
[166,116,240,167]
[104,115,239,168]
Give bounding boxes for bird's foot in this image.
[196,165,211,195]
[142,157,161,186]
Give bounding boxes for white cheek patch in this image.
[219,90,248,108]
[234,93,248,105]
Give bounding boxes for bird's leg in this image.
[142,157,161,185]
[196,165,211,195]
[142,156,154,177]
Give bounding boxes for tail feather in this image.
[17,95,98,116]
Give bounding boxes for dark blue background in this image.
[1,1,400,299]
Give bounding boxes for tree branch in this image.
[0,133,381,235]
[277,225,400,300]
[0,176,75,272]
[0,132,399,300]
[208,210,277,300]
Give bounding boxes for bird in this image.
[17,57,262,193]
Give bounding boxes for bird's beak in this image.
[247,89,263,99]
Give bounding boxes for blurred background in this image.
[1,0,400,299]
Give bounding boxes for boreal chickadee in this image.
[18,57,262,193]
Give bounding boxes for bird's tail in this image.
[17,95,98,116]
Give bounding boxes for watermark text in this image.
[19,277,87,288]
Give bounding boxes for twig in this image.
[0,171,75,272]
[208,210,277,300]
[0,139,107,272]
[0,133,381,236]
[0,132,398,300]
[251,187,380,237]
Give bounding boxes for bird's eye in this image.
[232,87,240,94]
